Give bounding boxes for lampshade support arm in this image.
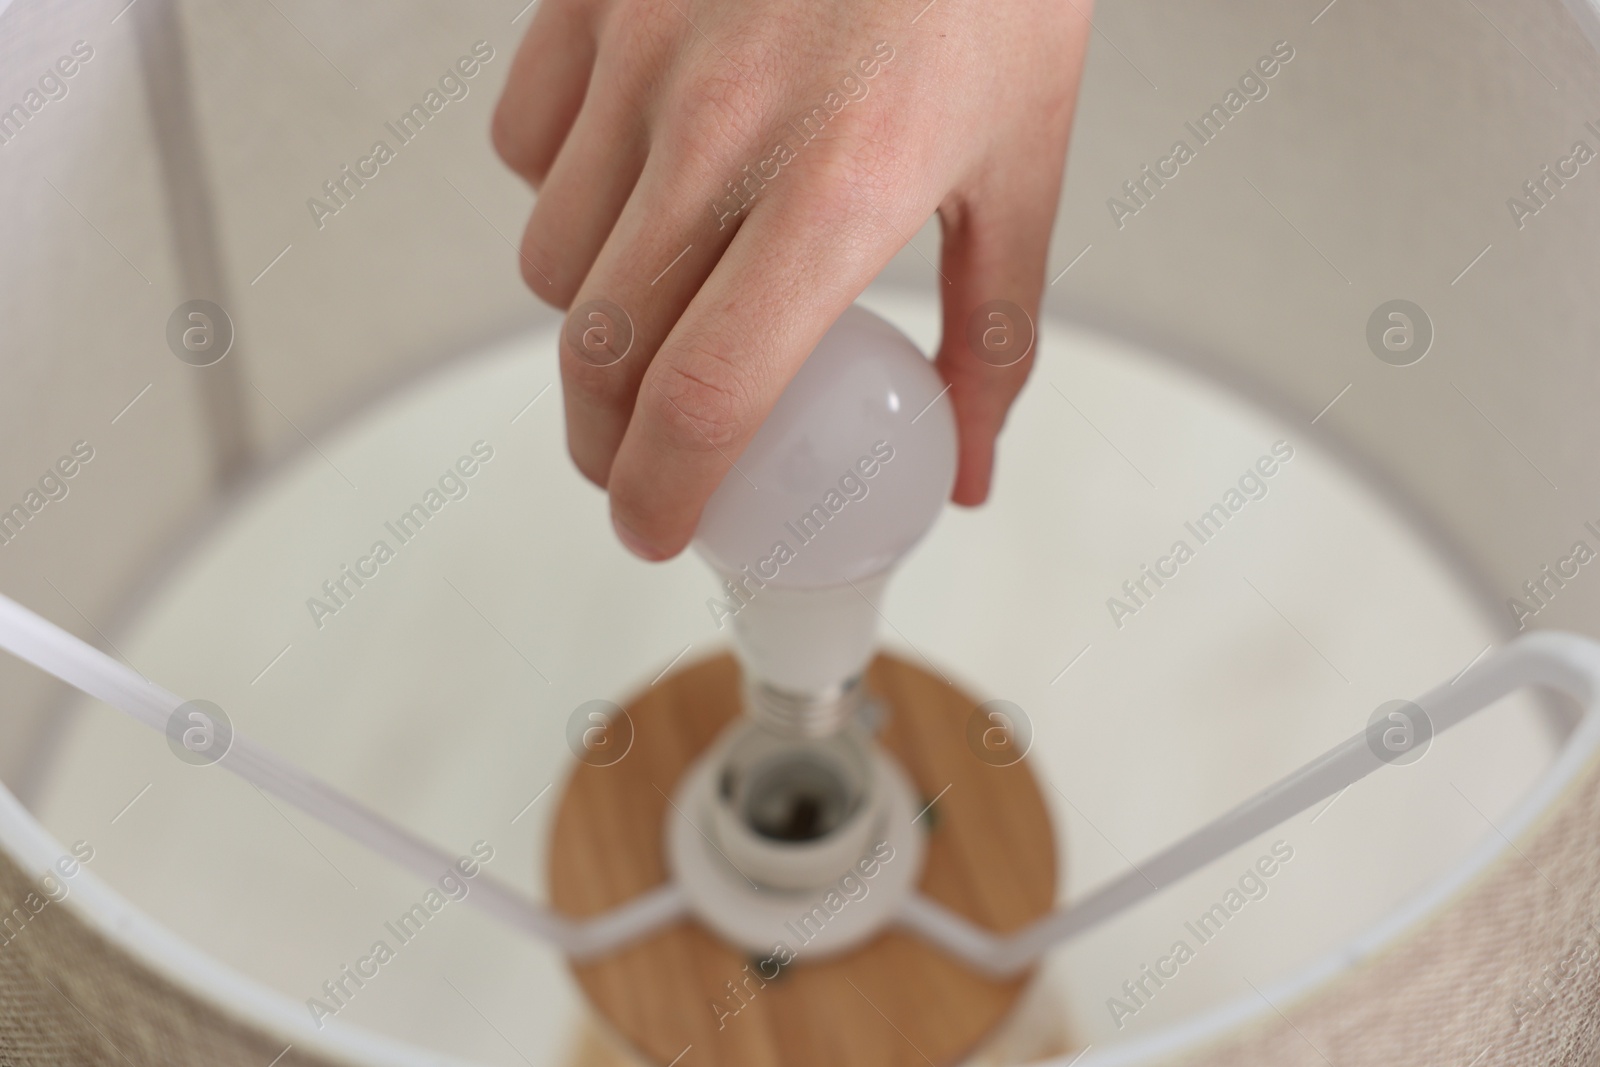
[2,591,1595,973]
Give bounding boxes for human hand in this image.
[492,0,1091,559]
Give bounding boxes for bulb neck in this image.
[723,573,888,698]
[743,674,865,739]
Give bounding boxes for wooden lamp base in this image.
[548,653,1059,1067]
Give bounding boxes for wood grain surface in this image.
[548,652,1058,1067]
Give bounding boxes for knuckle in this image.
[518,228,573,306]
[560,345,631,405]
[560,295,640,374]
[600,0,679,68]
[565,432,612,489]
[489,104,513,161]
[769,136,914,237]
[821,132,910,200]
[763,166,866,239]
[491,104,550,189]
[647,351,751,453]
[489,101,521,168]
[659,63,768,156]
[545,0,592,21]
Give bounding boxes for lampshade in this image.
[2,2,1599,1066]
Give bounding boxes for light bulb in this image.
[694,305,957,734]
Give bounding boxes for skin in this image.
[493,0,1092,560]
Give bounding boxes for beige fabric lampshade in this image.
[0,848,338,1067]
[1181,742,1600,1067]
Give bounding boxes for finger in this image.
[491,0,598,189]
[933,155,1066,506]
[517,64,650,303]
[607,173,932,560]
[555,117,756,486]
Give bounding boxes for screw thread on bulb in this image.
[744,675,864,738]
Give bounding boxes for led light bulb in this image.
[694,305,957,735]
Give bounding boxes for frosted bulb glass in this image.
[694,305,957,698]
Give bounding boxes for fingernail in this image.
[612,513,667,561]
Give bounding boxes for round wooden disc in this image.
[548,653,1059,1067]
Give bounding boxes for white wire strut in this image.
[3,590,1597,973]
[897,629,1600,976]
[0,592,684,961]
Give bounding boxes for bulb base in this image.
[744,675,866,738]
